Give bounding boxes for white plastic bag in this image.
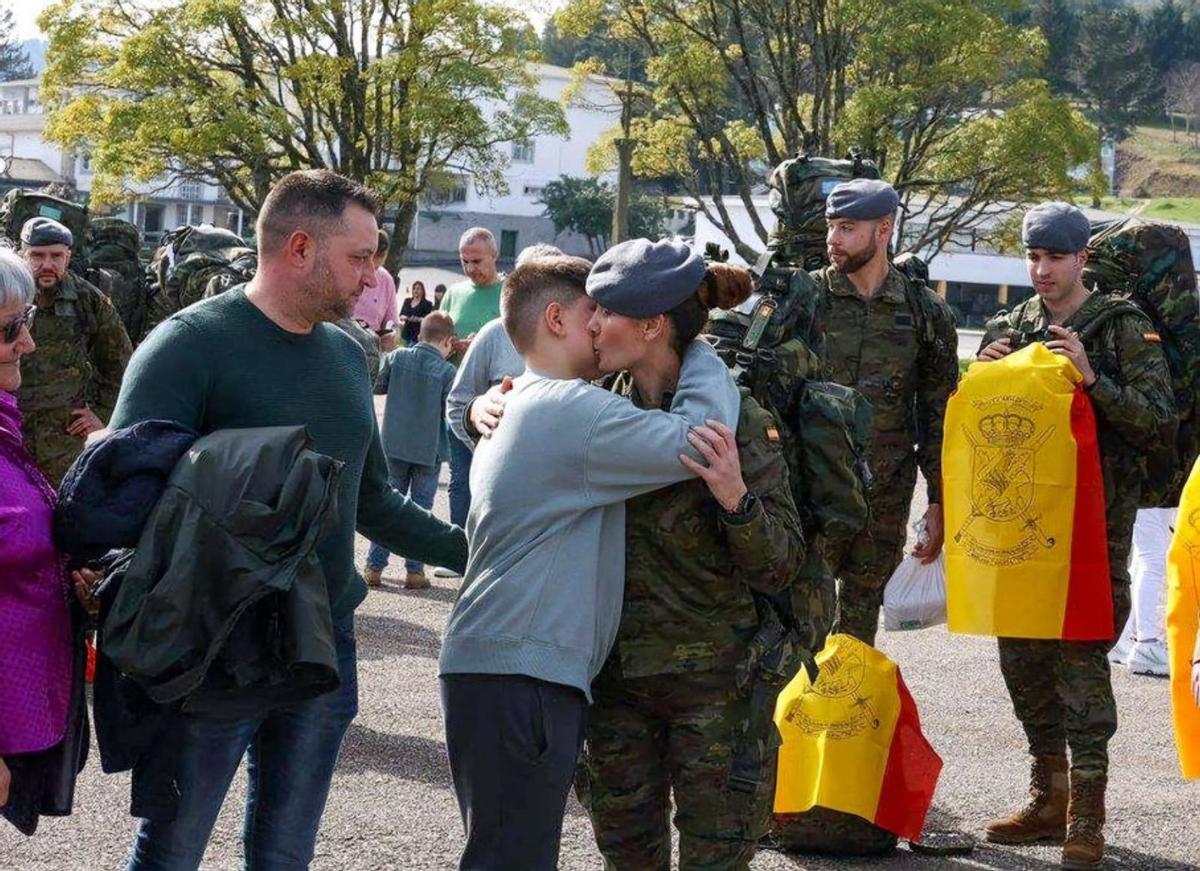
[883,553,947,632]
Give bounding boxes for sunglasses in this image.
[2,304,35,344]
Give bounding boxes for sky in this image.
[14,1,52,40]
[12,0,559,41]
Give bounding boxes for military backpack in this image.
[766,150,881,272]
[0,189,92,271]
[1082,217,1200,507]
[704,268,874,548]
[88,218,151,344]
[148,224,258,324]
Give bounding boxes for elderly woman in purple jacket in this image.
[0,248,93,829]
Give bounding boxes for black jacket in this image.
[90,425,345,821]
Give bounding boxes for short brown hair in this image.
[502,256,592,353]
[256,170,383,256]
[419,310,454,343]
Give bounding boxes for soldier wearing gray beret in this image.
[1021,201,1091,254]
[20,216,74,249]
[825,178,900,222]
[586,238,706,318]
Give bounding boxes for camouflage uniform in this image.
[980,292,1175,781]
[813,265,959,644]
[16,271,132,484]
[577,385,806,870]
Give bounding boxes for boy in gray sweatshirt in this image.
[439,246,739,871]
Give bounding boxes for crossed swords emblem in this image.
[955,421,1056,549]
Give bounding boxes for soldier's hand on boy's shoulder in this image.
[1044,325,1096,386]
[679,420,747,512]
[468,376,514,438]
[977,337,1013,362]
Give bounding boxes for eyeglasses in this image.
[2,304,35,343]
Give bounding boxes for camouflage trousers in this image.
[21,405,87,486]
[831,463,917,646]
[998,579,1132,780]
[575,670,778,870]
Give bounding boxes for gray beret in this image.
[21,216,73,249]
[1022,202,1090,254]
[825,179,900,221]
[586,238,706,318]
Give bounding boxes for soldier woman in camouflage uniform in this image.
[576,260,806,870]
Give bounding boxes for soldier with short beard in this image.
[16,216,131,484]
[809,179,959,646]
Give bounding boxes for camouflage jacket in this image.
[811,265,959,503]
[600,381,805,682]
[981,293,1175,537]
[17,271,132,482]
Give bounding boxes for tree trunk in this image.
[388,199,419,272]
[612,74,636,246]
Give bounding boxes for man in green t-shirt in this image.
[438,227,504,536]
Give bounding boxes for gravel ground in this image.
[4,403,1197,870]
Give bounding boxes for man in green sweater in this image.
[110,170,467,871]
[437,227,504,538]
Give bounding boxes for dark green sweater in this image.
[110,287,467,618]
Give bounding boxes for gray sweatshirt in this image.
[438,340,740,699]
[445,317,525,449]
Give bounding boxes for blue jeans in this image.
[126,617,359,871]
[366,458,441,574]
[447,437,473,528]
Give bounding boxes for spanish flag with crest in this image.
[773,635,942,841]
[943,343,1112,640]
[1167,459,1200,779]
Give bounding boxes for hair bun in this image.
[700,263,754,310]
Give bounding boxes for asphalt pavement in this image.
[3,410,1197,870]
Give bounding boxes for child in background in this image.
[364,310,457,589]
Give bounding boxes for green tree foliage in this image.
[541,18,648,81]
[559,0,1098,261]
[538,175,668,255]
[1072,0,1155,137]
[0,5,35,82]
[38,0,567,267]
[1030,0,1080,95]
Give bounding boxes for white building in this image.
[0,64,619,257]
[405,63,620,263]
[0,78,246,241]
[691,195,1200,328]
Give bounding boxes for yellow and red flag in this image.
[773,634,942,842]
[1167,459,1200,779]
[943,343,1112,640]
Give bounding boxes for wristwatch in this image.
[721,491,758,523]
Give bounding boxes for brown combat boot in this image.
[984,754,1068,845]
[1061,774,1106,870]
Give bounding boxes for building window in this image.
[523,184,545,198]
[511,140,535,164]
[174,203,189,227]
[177,180,203,201]
[500,229,518,259]
[425,177,468,207]
[77,152,92,173]
[213,205,239,232]
[141,203,165,234]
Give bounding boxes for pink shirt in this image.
[353,267,399,331]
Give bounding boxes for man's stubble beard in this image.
[308,255,354,322]
[832,237,878,276]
